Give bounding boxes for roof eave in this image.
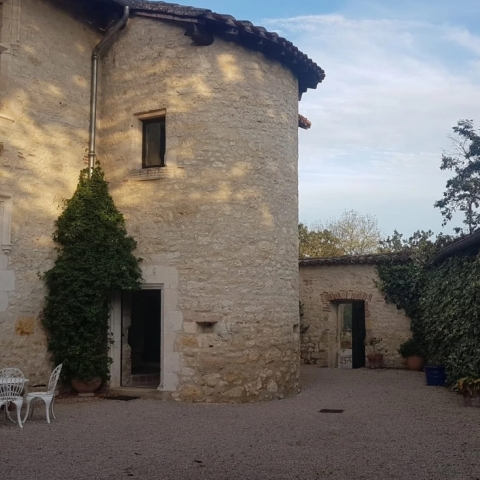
[428,231,480,266]
[127,1,325,94]
[299,252,413,267]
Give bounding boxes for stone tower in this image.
[0,0,324,402]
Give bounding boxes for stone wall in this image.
[299,263,411,368]
[99,16,300,402]
[0,6,302,401]
[0,0,100,382]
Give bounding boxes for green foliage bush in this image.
[377,250,480,385]
[42,166,142,382]
[398,338,425,358]
[419,254,480,383]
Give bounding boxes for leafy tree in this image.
[434,119,480,234]
[42,166,142,382]
[379,229,435,263]
[299,223,344,258]
[315,210,382,255]
[379,229,457,263]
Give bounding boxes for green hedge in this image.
[419,254,480,383]
[377,252,480,385]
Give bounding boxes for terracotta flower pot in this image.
[71,377,102,395]
[367,353,383,369]
[406,356,424,371]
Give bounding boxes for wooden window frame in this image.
[141,116,166,169]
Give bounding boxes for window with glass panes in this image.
[142,117,166,168]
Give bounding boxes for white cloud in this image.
[445,28,480,55]
[264,13,480,235]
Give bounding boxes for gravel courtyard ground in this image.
[1,366,479,480]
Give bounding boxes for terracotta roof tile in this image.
[299,252,413,266]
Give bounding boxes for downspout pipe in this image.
[88,6,130,177]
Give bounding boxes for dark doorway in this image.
[121,289,161,388]
[351,301,366,369]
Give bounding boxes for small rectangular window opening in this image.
[197,322,216,334]
[142,117,166,168]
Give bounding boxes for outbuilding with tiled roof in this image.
[299,253,412,369]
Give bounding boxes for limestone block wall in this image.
[99,17,300,402]
[0,0,100,381]
[299,264,411,368]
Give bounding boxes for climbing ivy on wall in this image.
[376,261,424,322]
[419,254,480,383]
[377,252,480,384]
[42,166,142,383]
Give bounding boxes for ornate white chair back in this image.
[47,364,63,395]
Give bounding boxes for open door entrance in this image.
[338,301,366,369]
[121,289,161,388]
[351,301,366,369]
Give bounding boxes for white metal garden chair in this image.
[0,367,26,428]
[23,364,62,424]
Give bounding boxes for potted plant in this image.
[398,338,425,371]
[364,337,383,369]
[423,354,446,386]
[453,377,480,406]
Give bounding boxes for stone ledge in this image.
[106,386,173,401]
[129,166,181,181]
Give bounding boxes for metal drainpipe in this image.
[88,6,130,177]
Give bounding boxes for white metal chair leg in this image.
[23,396,32,423]
[13,399,23,428]
[5,403,15,424]
[51,398,56,420]
[44,397,52,424]
[5,400,23,428]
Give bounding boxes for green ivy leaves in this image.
[42,166,142,382]
[377,252,480,385]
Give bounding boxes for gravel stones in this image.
[1,367,478,480]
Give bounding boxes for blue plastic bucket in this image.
[424,365,446,386]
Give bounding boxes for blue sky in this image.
[179,0,480,237]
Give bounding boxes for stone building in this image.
[299,254,412,369]
[0,0,324,401]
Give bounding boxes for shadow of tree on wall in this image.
[1,3,302,384]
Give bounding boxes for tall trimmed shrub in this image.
[43,166,142,382]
